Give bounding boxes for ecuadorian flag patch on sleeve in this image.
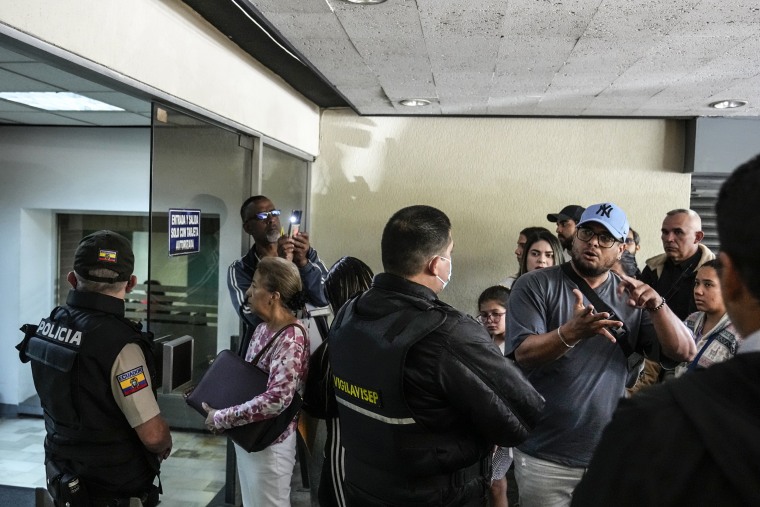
[117,366,149,396]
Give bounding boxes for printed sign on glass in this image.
[169,209,201,256]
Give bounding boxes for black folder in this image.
[185,349,301,452]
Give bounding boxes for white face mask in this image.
[436,256,453,290]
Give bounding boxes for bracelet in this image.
[647,297,667,312]
[557,325,575,348]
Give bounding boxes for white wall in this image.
[311,110,692,314]
[0,127,151,406]
[0,0,320,155]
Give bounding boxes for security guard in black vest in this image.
[17,230,172,507]
[328,206,545,507]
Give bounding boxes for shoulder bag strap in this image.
[687,333,719,372]
[250,322,307,366]
[686,316,728,372]
[560,262,635,358]
[660,256,701,301]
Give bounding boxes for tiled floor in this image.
[0,415,313,507]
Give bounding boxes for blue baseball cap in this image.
[577,203,630,242]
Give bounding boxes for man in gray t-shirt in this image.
[506,202,697,507]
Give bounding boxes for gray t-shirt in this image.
[506,265,661,467]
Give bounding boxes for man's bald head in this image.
[660,209,704,263]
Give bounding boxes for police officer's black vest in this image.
[329,292,456,480]
[18,291,159,497]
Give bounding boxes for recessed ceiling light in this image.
[399,99,431,107]
[709,99,748,109]
[341,0,387,4]
[0,92,124,111]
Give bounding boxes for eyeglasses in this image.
[477,311,506,323]
[248,210,281,222]
[576,228,618,249]
[624,238,637,245]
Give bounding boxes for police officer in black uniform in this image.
[328,205,545,507]
[17,230,172,507]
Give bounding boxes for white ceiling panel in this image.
[0,38,152,126]
[0,98,44,112]
[79,92,153,114]
[264,13,345,38]
[249,0,332,14]
[242,0,760,117]
[0,111,93,125]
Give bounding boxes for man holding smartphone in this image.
[228,195,328,354]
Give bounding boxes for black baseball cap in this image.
[74,230,134,283]
[547,205,585,224]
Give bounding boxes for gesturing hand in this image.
[563,289,624,344]
[616,272,664,311]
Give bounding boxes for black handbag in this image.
[185,323,305,452]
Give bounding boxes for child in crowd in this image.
[478,285,509,353]
[477,285,513,506]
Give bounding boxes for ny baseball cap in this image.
[74,230,134,283]
[577,203,630,242]
[547,205,585,223]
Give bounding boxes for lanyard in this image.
[686,318,723,371]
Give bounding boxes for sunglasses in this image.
[248,210,281,221]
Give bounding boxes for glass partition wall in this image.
[149,104,253,429]
[261,144,310,230]
[148,104,312,429]
[149,106,313,505]
[43,105,312,435]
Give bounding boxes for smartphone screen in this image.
[288,209,302,237]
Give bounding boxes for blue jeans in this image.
[513,448,586,507]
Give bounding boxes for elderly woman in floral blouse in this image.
[204,256,309,506]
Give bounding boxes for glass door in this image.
[149,104,253,429]
[261,144,310,227]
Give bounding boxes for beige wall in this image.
[312,109,691,314]
[0,0,320,154]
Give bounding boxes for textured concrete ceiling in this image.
[245,0,760,117]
